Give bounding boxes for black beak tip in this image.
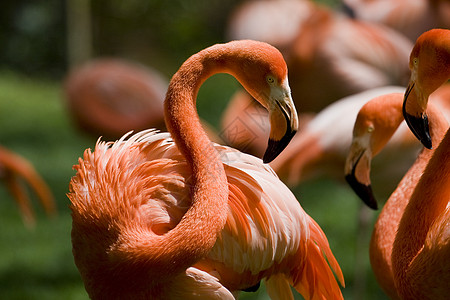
[345,174,378,210]
[263,130,297,163]
[403,112,432,150]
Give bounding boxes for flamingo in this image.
[390,28,450,300]
[69,40,344,299]
[270,84,449,298]
[345,93,448,299]
[0,146,56,226]
[402,28,450,149]
[63,58,168,140]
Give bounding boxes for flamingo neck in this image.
[105,46,239,297]
[159,47,235,266]
[392,118,450,298]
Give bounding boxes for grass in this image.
[0,70,390,299]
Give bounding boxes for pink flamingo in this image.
[69,40,344,299]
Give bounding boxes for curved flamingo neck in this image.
[108,45,245,297]
[159,47,238,266]
[163,46,232,253]
[369,105,448,299]
[392,126,450,298]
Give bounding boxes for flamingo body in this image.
[392,127,450,300]
[71,130,343,299]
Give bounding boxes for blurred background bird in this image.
[63,58,168,140]
[222,0,414,155]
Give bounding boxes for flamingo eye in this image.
[266,75,276,85]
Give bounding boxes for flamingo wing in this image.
[201,144,345,299]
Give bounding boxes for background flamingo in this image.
[222,0,412,154]
[69,40,344,299]
[226,0,315,50]
[63,58,168,140]
[0,145,56,227]
[345,93,448,299]
[342,0,450,41]
[271,87,410,188]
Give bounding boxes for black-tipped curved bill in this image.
[345,174,378,210]
[263,129,296,163]
[263,98,297,163]
[241,281,261,293]
[402,83,432,149]
[403,111,432,149]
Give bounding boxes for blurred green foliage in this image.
[0,0,240,78]
[0,1,65,77]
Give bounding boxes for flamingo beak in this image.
[402,82,432,149]
[263,93,298,163]
[344,143,378,210]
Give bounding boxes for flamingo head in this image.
[226,40,299,163]
[403,29,450,149]
[345,94,404,209]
